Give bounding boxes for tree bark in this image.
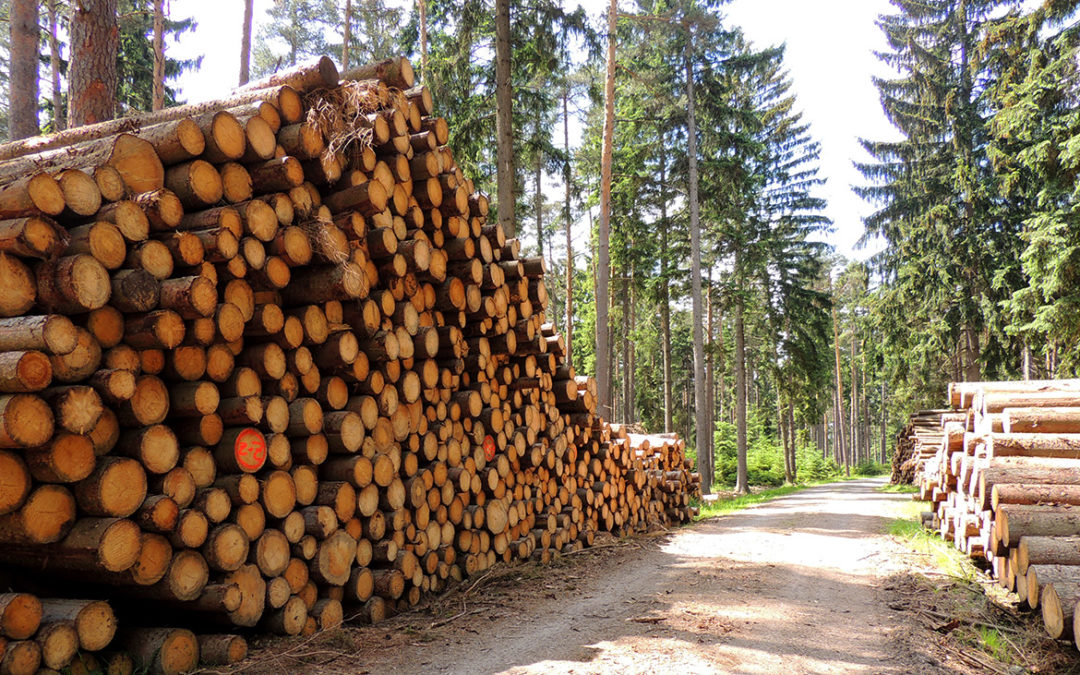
[787,398,797,482]
[535,120,543,261]
[494,0,514,238]
[850,330,858,465]
[68,0,118,128]
[563,89,573,368]
[417,0,427,80]
[686,28,710,494]
[239,0,254,86]
[595,0,615,420]
[830,276,849,474]
[734,252,748,494]
[705,268,714,487]
[10,0,41,140]
[626,262,630,421]
[46,0,63,131]
[152,0,165,111]
[621,258,629,423]
[342,0,353,71]
[658,132,672,433]
[880,379,887,463]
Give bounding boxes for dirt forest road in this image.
[255,478,946,675]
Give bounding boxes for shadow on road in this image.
[243,478,936,675]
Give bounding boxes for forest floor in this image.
[222,478,1077,675]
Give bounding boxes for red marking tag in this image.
[483,435,496,462]
[235,428,267,473]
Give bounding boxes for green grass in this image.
[877,483,918,494]
[977,625,1010,663]
[886,500,978,581]
[693,484,806,520]
[695,473,896,521]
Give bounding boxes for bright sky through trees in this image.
[173,0,896,257]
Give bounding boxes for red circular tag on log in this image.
[483,435,496,461]
[235,428,267,473]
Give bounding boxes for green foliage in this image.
[692,484,807,520]
[253,0,340,76]
[408,0,593,206]
[852,459,886,477]
[858,0,1029,408]
[986,4,1080,373]
[116,1,201,112]
[711,415,844,488]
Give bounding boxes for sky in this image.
[171,0,899,260]
[724,0,897,259]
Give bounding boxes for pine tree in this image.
[253,0,338,76]
[116,0,199,113]
[340,0,403,67]
[986,2,1080,372]
[239,0,253,85]
[858,0,1024,405]
[9,0,40,139]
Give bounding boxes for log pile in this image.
[890,409,960,484]
[911,378,1080,649]
[0,56,699,674]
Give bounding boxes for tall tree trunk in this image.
[734,279,748,494]
[861,354,868,464]
[10,0,41,140]
[494,0,515,238]
[1023,338,1032,380]
[658,134,673,433]
[621,262,630,423]
[685,25,710,494]
[706,271,714,485]
[786,399,797,482]
[46,0,63,131]
[595,0,616,420]
[563,89,573,368]
[535,126,543,260]
[288,7,299,65]
[963,325,981,381]
[239,0,253,85]
[830,287,849,475]
[879,379,886,463]
[152,0,165,111]
[417,0,428,80]
[608,260,616,413]
[343,0,352,70]
[832,391,840,465]
[628,263,636,424]
[68,0,118,128]
[823,410,829,461]
[779,393,792,484]
[850,331,858,465]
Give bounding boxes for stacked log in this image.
[0,56,699,673]
[890,410,959,484]
[911,378,1080,649]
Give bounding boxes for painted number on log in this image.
[235,428,268,473]
[484,435,496,462]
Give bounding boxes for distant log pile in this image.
[890,409,961,484]
[0,55,700,674]
[911,379,1080,648]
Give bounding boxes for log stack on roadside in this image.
[911,379,1080,650]
[0,55,699,673]
[890,410,959,484]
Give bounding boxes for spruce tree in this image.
[116,0,199,112]
[987,2,1080,372]
[858,0,1024,406]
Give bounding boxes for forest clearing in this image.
[3,0,1080,673]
